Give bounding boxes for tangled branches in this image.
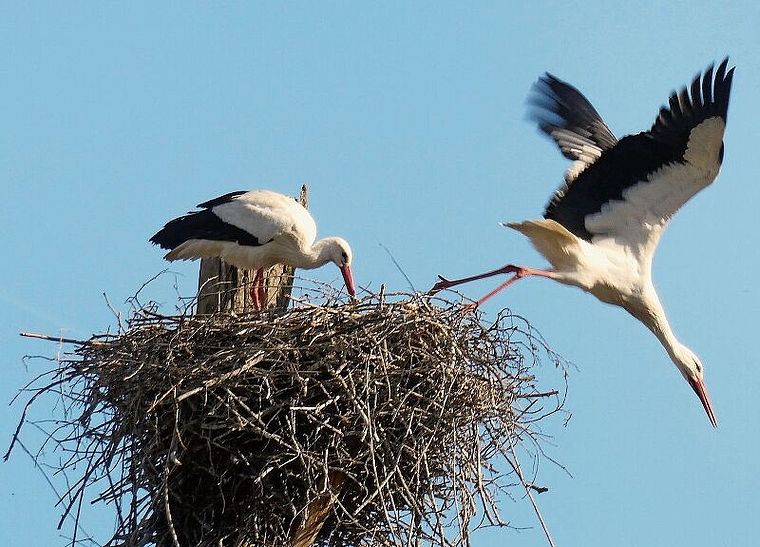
[9,291,566,547]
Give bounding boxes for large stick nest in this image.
[9,291,566,547]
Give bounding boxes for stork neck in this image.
[289,238,335,270]
[635,289,682,363]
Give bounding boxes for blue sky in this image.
[2,3,758,546]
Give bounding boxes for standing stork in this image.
[433,59,735,427]
[151,189,356,309]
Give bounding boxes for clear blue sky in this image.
[2,3,758,546]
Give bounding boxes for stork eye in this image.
[341,251,348,263]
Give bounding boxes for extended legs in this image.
[431,264,558,307]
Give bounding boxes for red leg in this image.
[431,264,558,308]
[257,281,267,309]
[250,269,264,310]
[431,264,524,293]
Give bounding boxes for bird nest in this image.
[9,290,566,547]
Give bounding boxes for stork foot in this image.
[429,275,455,295]
[463,301,478,313]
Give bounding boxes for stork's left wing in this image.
[528,73,618,183]
[540,59,734,261]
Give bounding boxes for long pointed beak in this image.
[688,376,717,428]
[339,264,356,299]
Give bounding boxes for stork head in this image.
[324,237,356,298]
[673,345,717,428]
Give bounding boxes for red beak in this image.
[340,264,356,298]
[688,376,717,428]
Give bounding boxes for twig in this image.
[508,435,556,547]
[19,331,91,346]
[379,243,416,292]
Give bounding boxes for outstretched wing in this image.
[528,73,618,183]
[539,59,734,265]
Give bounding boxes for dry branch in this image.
[9,289,566,547]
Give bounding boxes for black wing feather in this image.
[528,74,618,162]
[649,58,733,148]
[197,190,248,209]
[150,191,261,249]
[544,134,675,239]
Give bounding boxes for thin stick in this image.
[379,243,416,292]
[508,436,556,547]
[19,331,90,345]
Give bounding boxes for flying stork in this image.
[433,59,735,427]
[151,189,356,309]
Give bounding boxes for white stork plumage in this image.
[433,59,735,427]
[151,189,356,308]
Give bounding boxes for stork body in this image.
[433,59,735,426]
[151,190,356,308]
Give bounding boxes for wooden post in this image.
[291,470,346,547]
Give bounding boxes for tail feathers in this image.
[503,219,579,270]
[164,240,229,262]
[150,209,260,250]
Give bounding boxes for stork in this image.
[150,189,356,308]
[432,59,735,427]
